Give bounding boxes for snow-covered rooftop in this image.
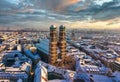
[36,39,49,55]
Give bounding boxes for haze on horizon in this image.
[0,0,120,30]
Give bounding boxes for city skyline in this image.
[0,0,120,30]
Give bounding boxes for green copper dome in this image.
[59,25,65,30]
[50,25,57,30]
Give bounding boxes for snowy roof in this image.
[5,67,20,72]
[74,73,90,82]
[2,50,23,58]
[113,71,120,81]
[48,80,66,82]
[89,74,115,82]
[4,50,21,53]
[34,61,48,82]
[24,50,40,60]
[0,72,28,78]
[36,39,49,55]
[115,61,120,64]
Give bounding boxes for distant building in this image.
[71,30,76,40]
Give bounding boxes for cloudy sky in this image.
[0,0,120,30]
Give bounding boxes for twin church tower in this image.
[49,25,66,66]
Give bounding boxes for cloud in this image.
[0,0,18,11]
[93,0,113,6]
[0,0,120,29]
[30,0,81,12]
